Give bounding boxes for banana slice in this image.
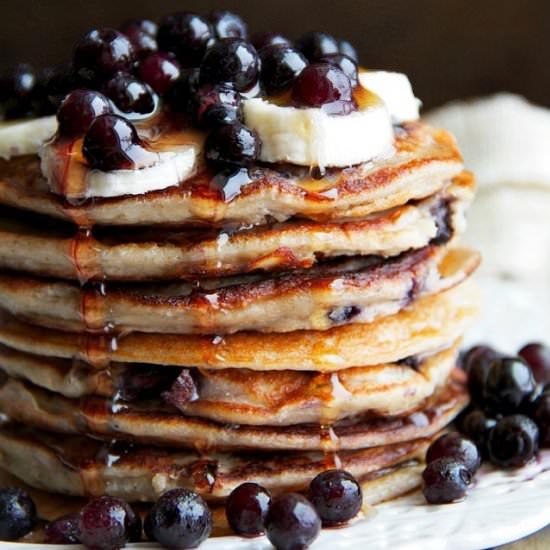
[40,143,201,199]
[243,93,394,169]
[359,71,421,123]
[0,116,57,159]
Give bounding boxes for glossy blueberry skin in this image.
[460,408,497,458]
[103,73,156,115]
[73,28,135,83]
[189,84,243,129]
[120,19,158,59]
[200,38,260,92]
[251,32,292,51]
[518,342,550,384]
[296,31,339,62]
[308,470,362,526]
[0,488,36,541]
[422,458,472,504]
[338,39,359,62]
[225,482,271,537]
[260,45,308,93]
[483,356,536,414]
[204,122,260,169]
[56,89,112,138]
[82,114,151,171]
[426,432,481,474]
[209,10,248,39]
[44,513,81,544]
[531,392,550,446]
[292,63,354,113]
[463,345,500,405]
[138,53,181,95]
[165,68,200,113]
[144,489,212,549]
[78,496,141,550]
[264,493,321,550]
[487,414,539,468]
[320,53,358,86]
[157,12,214,67]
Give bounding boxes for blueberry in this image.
[205,122,260,169]
[225,482,271,537]
[166,68,199,113]
[319,53,358,87]
[189,84,243,129]
[0,488,36,541]
[44,513,81,544]
[296,31,339,62]
[264,493,321,550]
[426,432,481,473]
[103,73,157,115]
[56,89,112,139]
[79,496,141,550]
[209,11,248,39]
[121,19,158,59]
[292,63,355,114]
[200,38,260,92]
[487,414,539,468]
[157,12,214,67]
[83,114,152,171]
[74,28,135,83]
[461,409,497,457]
[144,488,212,549]
[308,470,362,526]
[484,356,536,414]
[138,53,181,95]
[518,342,550,384]
[422,458,472,504]
[251,32,292,51]
[530,392,550,447]
[44,65,81,109]
[0,64,38,119]
[338,39,359,62]
[260,45,308,93]
[121,18,158,37]
[463,345,500,404]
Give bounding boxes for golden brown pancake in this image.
[0,247,479,334]
[0,341,459,425]
[0,371,468,451]
[0,423,429,503]
[0,123,462,226]
[0,172,473,281]
[0,281,478,371]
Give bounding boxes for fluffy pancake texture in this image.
[0,171,473,281]
[0,282,478,371]
[0,109,478,514]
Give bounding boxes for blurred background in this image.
[0,0,548,109]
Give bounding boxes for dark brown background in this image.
[0,0,548,109]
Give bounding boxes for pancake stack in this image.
[0,116,479,509]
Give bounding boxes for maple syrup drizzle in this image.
[318,372,349,470]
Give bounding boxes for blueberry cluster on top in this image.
[0,11,361,174]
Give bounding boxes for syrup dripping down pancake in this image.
[0,281,478,371]
[0,423,429,504]
[0,123,462,226]
[0,172,473,281]
[0,246,479,334]
[0,342,459,425]
[0,371,467,451]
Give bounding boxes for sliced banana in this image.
[0,116,57,159]
[359,70,421,123]
[243,94,394,169]
[40,143,201,199]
